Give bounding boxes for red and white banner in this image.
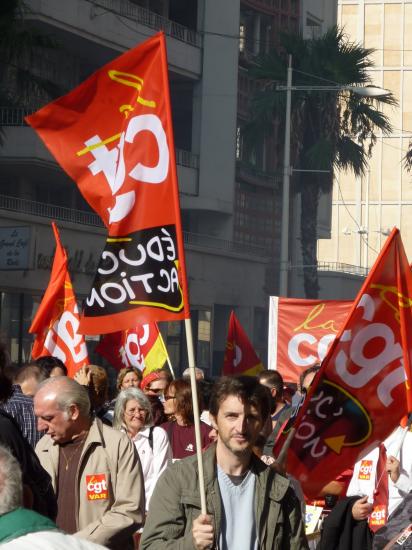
[96,322,168,374]
[268,297,352,383]
[29,223,89,378]
[287,229,412,498]
[223,311,263,376]
[27,33,190,334]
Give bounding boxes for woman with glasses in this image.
[113,387,172,510]
[141,372,168,426]
[162,379,211,460]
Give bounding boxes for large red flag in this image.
[268,297,352,383]
[26,33,190,334]
[223,311,263,376]
[96,322,168,374]
[287,229,412,497]
[29,223,89,378]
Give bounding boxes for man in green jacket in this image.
[141,375,308,550]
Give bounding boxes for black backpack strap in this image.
[148,426,155,451]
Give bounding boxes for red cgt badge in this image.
[86,474,108,501]
[369,504,387,528]
[358,460,373,480]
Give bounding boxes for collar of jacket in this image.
[203,443,290,502]
[50,416,100,449]
[202,443,290,501]
[41,417,101,484]
[200,443,291,547]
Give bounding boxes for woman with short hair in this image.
[116,366,142,392]
[113,387,171,510]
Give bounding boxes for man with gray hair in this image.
[182,367,204,380]
[34,376,145,549]
[0,444,107,549]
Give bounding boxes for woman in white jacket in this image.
[113,387,172,510]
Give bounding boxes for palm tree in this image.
[247,27,396,298]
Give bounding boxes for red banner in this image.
[268,297,352,383]
[29,223,89,378]
[287,229,412,498]
[26,33,190,334]
[96,322,167,374]
[223,311,263,376]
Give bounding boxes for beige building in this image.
[318,0,412,271]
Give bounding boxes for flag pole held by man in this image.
[27,33,208,514]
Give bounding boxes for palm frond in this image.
[335,136,368,176]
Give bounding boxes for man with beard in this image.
[141,376,307,550]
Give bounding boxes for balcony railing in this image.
[241,0,300,16]
[88,0,202,48]
[0,194,104,227]
[236,161,282,188]
[175,148,199,170]
[183,231,270,258]
[317,261,369,277]
[0,107,33,126]
[0,194,270,259]
[0,107,199,169]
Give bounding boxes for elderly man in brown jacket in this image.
[34,376,144,549]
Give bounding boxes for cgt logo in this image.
[86,474,108,501]
[358,460,373,480]
[370,505,387,526]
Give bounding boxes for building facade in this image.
[318,0,412,277]
[0,0,337,374]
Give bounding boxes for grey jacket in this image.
[140,443,308,549]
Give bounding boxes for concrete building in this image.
[318,0,412,280]
[0,0,337,374]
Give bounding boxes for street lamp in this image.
[278,55,391,296]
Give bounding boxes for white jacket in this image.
[347,426,412,516]
[131,426,172,510]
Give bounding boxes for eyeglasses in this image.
[124,409,147,418]
[164,395,176,401]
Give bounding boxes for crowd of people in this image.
[0,346,411,549]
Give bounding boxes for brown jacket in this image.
[36,417,144,549]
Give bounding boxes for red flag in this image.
[368,443,389,531]
[223,311,263,376]
[96,322,168,374]
[26,33,190,334]
[29,223,89,378]
[287,229,412,497]
[268,297,352,383]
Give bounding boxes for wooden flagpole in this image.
[184,317,207,514]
